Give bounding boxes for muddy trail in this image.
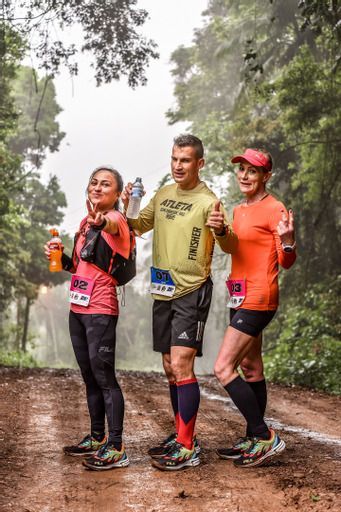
[0,368,340,512]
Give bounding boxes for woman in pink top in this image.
[45,166,130,470]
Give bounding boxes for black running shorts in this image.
[152,277,213,357]
[229,308,276,337]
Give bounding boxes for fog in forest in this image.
[30,245,230,374]
[1,0,339,393]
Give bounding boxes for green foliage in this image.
[264,278,341,394]
[0,60,69,315]
[9,67,65,167]
[299,1,341,51]
[0,27,29,313]
[0,23,25,141]
[15,175,69,295]
[0,349,38,368]
[4,0,159,87]
[0,203,30,312]
[167,0,341,391]
[0,27,69,351]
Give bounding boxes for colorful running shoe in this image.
[63,434,106,457]
[148,433,201,459]
[234,429,285,468]
[82,442,129,471]
[152,441,200,471]
[148,433,177,458]
[216,437,252,460]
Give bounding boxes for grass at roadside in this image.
[0,350,39,368]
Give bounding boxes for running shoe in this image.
[151,441,200,471]
[148,433,201,459]
[63,434,106,457]
[216,436,252,460]
[234,429,285,468]
[82,442,129,471]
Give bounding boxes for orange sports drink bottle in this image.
[49,228,63,272]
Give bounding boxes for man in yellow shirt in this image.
[122,134,238,470]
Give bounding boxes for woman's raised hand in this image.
[121,183,133,211]
[277,209,295,245]
[86,199,105,227]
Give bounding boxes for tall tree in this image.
[166,0,341,391]
[15,175,69,351]
[0,25,28,316]
[9,66,65,167]
[3,0,159,87]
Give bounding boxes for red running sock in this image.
[176,378,200,450]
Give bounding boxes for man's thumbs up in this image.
[206,200,225,235]
[214,200,221,212]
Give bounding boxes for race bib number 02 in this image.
[150,267,176,297]
[226,278,246,308]
[69,275,95,307]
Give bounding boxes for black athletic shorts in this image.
[152,277,213,357]
[229,308,276,337]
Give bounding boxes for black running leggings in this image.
[69,311,124,446]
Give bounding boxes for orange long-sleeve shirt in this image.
[230,195,296,311]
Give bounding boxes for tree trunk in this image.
[48,307,58,364]
[21,297,31,353]
[16,297,23,351]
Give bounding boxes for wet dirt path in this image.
[0,368,340,512]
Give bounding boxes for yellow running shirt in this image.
[128,182,238,300]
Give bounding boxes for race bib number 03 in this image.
[150,267,176,297]
[69,275,95,307]
[226,278,246,308]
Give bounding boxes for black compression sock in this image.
[169,381,180,433]
[107,437,122,451]
[91,431,105,442]
[224,376,270,439]
[169,382,178,414]
[246,379,267,437]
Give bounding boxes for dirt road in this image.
[0,368,340,512]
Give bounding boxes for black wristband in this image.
[93,217,107,231]
[215,225,226,237]
[61,253,73,271]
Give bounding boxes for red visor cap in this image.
[231,149,272,172]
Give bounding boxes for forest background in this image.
[0,0,340,394]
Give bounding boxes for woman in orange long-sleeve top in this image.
[214,148,296,468]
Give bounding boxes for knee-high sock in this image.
[246,379,267,437]
[224,376,270,439]
[169,381,179,433]
[176,378,200,450]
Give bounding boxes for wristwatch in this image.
[282,241,296,253]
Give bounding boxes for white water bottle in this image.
[126,177,144,219]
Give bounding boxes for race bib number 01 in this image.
[150,267,176,297]
[226,278,246,308]
[69,275,95,307]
